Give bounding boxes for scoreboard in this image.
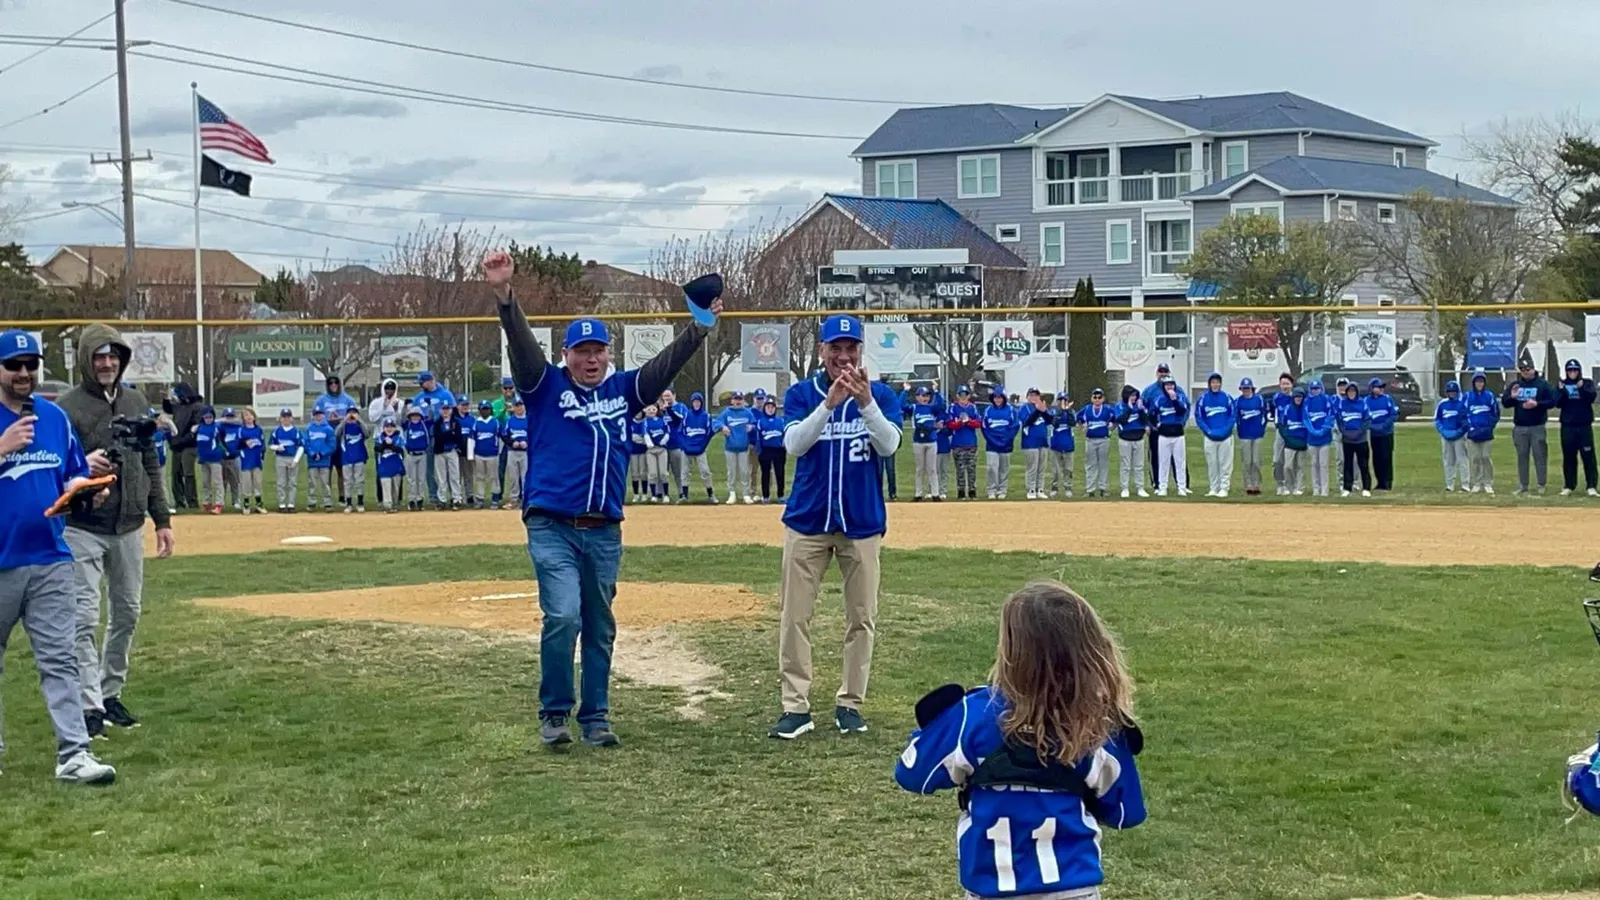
[816,264,983,321]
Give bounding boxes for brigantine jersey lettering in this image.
[1,396,88,570]
[520,366,646,520]
[782,376,899,539]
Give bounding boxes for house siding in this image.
[1034,101,1190,147]
[1214,133,1299,180]
[1304,134,1425,168]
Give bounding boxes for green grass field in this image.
[4,544,1599,899]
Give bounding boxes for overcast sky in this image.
[2,0,1596,280]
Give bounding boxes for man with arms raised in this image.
[487,251,720,749]
[770,314,901,740]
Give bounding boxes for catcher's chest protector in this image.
[1567,738,1600,818]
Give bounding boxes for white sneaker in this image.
[1341,490,1350,497]
[1218,492,1228,499]
[1293,490,1304,496]
[55,751,116,785]
[1178,488,1191,497]
[1120,489,1130,498]
[1561,488,1573,497]
[743,496,755,505]
[1589,489,1599,497]
[1156,488,1167,497]
[726,493,736,505]
[1361,489,1371,497]
[1485,486,1495,495]
[1445,486,1455,492]
[1137,488,1149,498]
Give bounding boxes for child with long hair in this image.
[895,581,1145,899]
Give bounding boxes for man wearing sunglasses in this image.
[0,330,117,783]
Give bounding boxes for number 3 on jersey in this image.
[847,436,870,463]
[985,817,1060,893]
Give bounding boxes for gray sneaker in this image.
[55,750,116,785]
[581,723,621,748]
[540,716,573,747]
[835,706,868,734]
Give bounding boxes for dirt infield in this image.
[156,502,1600,567]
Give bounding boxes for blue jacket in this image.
[1434,395,1469,442]
[1113,400,1147,440]
[1079,403,1115,440]
[1049,407,1076,452]
[271,424,303,458]
[503,414,529,453]
[1304,391,1334,448]
[910,402,943,445]
[628,418,647,456]
[1234,394,1267,440]
[1365,393,1399,436]
[410,385,456,421]
[375,429,406,478]
[1018,404,1052,450]
[195,419,224,464]
[1151,389,1189,436]
[755,412,785,450]
[1141,378,1187,409]
[0,396,89,571]
[946,401,983,449]
[339,420,370,465]
[1276,401,1309,451]
[1195,389,1236,441]
[679,397,713,456]
[1336,395,1370,443]
[402,416,431,453]
[715,406,757,453]
[981,402,1019,453]
[895,686,1146,898]
[238,424,265,471]
[1463,387,1500,442]
[781,376,900,539]
[304,421,336,468]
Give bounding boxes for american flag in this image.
[198,94,273,164]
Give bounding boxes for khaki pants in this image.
[778,528,881,715]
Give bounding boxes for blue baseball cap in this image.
[1239,377,1255,389]
[478,399,492,410]
[564,317,610,348]
[501,376,514,388]
[279,407,293,417]
[956,385,970,395]
[417,370,435,384]
[1368,377,1384,389]
[0,329,40,361]
[222,407,237,416]
[915,385,931,396]
[819,314,863,344]
[1566,358,1583,371]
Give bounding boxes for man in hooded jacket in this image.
[56,323,175,737]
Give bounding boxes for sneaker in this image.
[1446,486,1456,493]
[1177,489,1191,497]
[743,496,755,505]
[1485,487,1495,495]
[55,750,116,785]
[1293,490,1304,496]
[357,505,366,513]
[240,506,252,515]
[1341,489,1351,498]
[1562,488,1573,497]
[540,716,573,747]
[1589,489,1599,497]
[344,505,354,514]
[726,493,736,504]
[102,697,139,729]
[581,723,621,748]
[84,709,107,741]
[768,712,815,740]
[1361,489,1372,497]
[835,706,868,734]
[1137,489,1149,498]
[1120,489,1130,498]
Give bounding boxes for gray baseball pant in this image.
[1272,432,1287,490]
[1205,436,1235,495]
[434,452,463,504]
[222,458,241,508]
[1466,439,1494,490]
[1118,438,1145,493]
[725,450,751,500]
[936,451,950,497]
[504,450,528,507]
[667,448,687,496]
[1049,450,1073,495]
[63,527,143,713]
[985,451,1010,497]
[381,475,403,510]
[1282,448,1305,493]
[645,447,668,491]
[1440,437,1469,489]
[1022,447,1046,495]
[240,467,262,504]
[308,467,334,507]
[0,562,92,765]
[200,462,224,506]
[342,462,366,503]
[1308,444,1329,496]
[275,456,298,508]
[1512,425,1547,490]
[1083,438,1110,493]
[913,442,938,497]
[472,457,497,503]
[1238,438,1262,492]
[404,454,428,507]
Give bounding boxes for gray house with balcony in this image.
[849,91,1518,383]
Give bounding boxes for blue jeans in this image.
[879,453,897,499]
[524,515,622,725]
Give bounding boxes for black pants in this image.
[880,451,897,499]
[172,447,198,507]
[1341,442,1371,492]
[759,446,787,499]
[1561,424,1598,490]
[1370,433,1395,490]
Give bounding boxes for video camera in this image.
[106,414,159,465]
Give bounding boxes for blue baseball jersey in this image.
[895,686,1146,898]
[154,425,169,467]
[195,421,224,464]
[402,418,431,453]
[304,422,336,468]
[238,424,265,470]
[756,412,785,449]
[503,414,529,452]
[340,421,370,465]
[1078,403,1115,439]
[0,397,89,570]
[375,430,406,478]
[661,401,688,450]
[643,415,669,448]
[910,402,942,445]
[219,420,241,459]
[1365,394,1399,436]
[1049,408,1076,453]
[678,405,713,455]
[981,404,1019,453]
[715,406,757,453]
[628,418,647,456]
[519,364,651,520]
[781,377,899,539]
[470,416,501,457]
[271,424,303,458]
[410,386,456,421]
[1234,394,1267,440]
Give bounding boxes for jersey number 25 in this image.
[846,436,871,463]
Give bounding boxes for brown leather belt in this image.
[524,508,616,530]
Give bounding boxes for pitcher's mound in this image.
[194,579,765,632]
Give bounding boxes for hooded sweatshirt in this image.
[981,397,1019,452]
[1433,384,1469,441]
[55,322,171,535]
[1464,377,1500,442]
[1557,371,1597,427]
[164,381,205,452]
[1304,386,1334,448]
[1194,378,1236,442]
[313,380,357,422]
[1277,396,1309,450]
[1235,390,1267,441]
[368,378,406,423]
[1114,390,1147,441]
[1501,372,1558,427]
[1337,391,1370,443]
[679,394,713,456]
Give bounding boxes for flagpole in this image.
[192,81,206,397]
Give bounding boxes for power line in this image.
[135,44,865,140]
[0,12,117,77]
[18,241,384,267]
[158,0,954,107]
[0,72,117,133]
[136,192,398,246]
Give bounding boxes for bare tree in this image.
[650,224,771,396]
[1462,111,1596,245]
[0,165,29,241]
[380,224,500,395]
[749,209,881,381]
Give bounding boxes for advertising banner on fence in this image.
[1225,319,1281,369]
[252,366,306,420]
[1104,319,1156,370]
[864,322,918,375]
[739,323,789,373]
[379,336,429,379]
[982,321,1034,369]
[499,328,552,379]
[1342,318,1397,369]
[1465,317,1517,369]
[623,325,674,371]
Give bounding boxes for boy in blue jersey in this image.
[411,370,455,503]
[490,251,718,748]
[1233,378,1266,495]
[642,405,671,502]
[237,408,266,514]
[0,331,119,785]
[431,403,466,509]
[895,580,1145,899]
[947,386,983,499]
[909,386,942,501]
[1047,394,1075,499]
[657,389,690,502]
[755,397,787,503]
[304,409,337,511]
[1152,378,1190,497]
[338,408,370,513]
[1433,380,1469,492]
[217,408,243,513]
[1079,388,1115,496]
[627,413,648,503]
[195,407,224,514]
[715,391,757,504]
[1303,382,1334,497]
[1336,381,1373,497]
[1113,386,1148,498]
[502,397,530,510]
[401,408,431,511]
[1195,372,1237,498]
[374,416,406,513]
[982,388,1019,500]
[270,409,303,513]
[1365,378,1400,491]
[1463,369,1499,494]
[934,399,953,501]
[1277,386,1309,495]
[468,400,501,509]
[676,392,716,502]
[1018,389,1052,500]
[454,397,476,505]
[1270,372,1295,495]
[771,314,901,740]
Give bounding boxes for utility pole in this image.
[89,0,151,317]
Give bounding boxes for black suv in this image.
[1259,366,1424,420]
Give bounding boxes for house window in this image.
[1040,223,1065,267]
[1175,147,1192,173]
[1376,203,1396,225]
[1106,220,1132,265]
[1078,153,1109,203]
[875,160,916,199]
[994,224,1021,243]
[1340,293,1359,306]
[1337,200,1358,222]
[1393,148,1407,168]
[957,154,1000,198]
[1146,219,1191,276]
[1231,202,1284,223]
[1222,141,1249,178]
[1149,310,1189,350]
[1377,294,1396,316]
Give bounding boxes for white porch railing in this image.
[1147,250,1190,277]
[1040,170,1204,207]
[1119,172,1194,203]
[1042,176,1111,207]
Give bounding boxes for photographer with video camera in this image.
[56,323,174,739]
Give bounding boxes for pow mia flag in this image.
[200,153,252,197]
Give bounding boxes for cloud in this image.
[631,64,684,81]
[324,157,481,199]
[50,159,91,180]
[133,97,408,139]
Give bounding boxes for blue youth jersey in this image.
[219,420,241,459]
[470,416,501,457]
[1017,406,1051,450]
[1434,396,1468,441]
[520,364,652,521]
[154,426,168,467]
[642,416,669,448]
[910,402,942,445]
[304,422,336,468]
[781,376,900,539]
[981,404,1019,453]
[271,425,303,458]
[1464,388,1499,442]
[1049,408,1076,453]
[195,421,223,464]
[402,418,431,453]
[375,430,406,478]
[715,407,756,453]
[1079,404,1115,440]
[679,405,712,455]
[503,414,529,452]
[755,412,785,450]
[0,397,89,570]
[1234,394,1267,440]
[340,421,370,465]
[1365,394,1399,435]
[1195,389,1236,441]
[628,418,647,456]
[895,686,1146,898]
[238,424,265,470]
